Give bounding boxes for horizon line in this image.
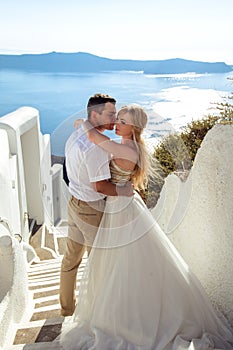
[0,50,232,66]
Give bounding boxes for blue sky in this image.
[0,0,232,64]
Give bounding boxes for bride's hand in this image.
[117,181,134,197]
[74,118,84,129]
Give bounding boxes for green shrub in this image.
[180,114,220,164]
[143,91,233,208]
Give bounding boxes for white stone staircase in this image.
[4,223,87,349]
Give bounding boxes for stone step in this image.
[5,340,62,349]
[29,220,68,260]
[30,308,61,322]
[15,316,66,329]
[12,317,68,345]
[4,251,88,349]
[30,225,59,260]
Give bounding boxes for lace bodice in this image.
[109,160,135,185]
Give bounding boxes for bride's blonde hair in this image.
[117,105,150,190]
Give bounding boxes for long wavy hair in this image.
[117,105,150,190]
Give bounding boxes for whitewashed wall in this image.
[152,124,233,325]
[0,224,31,348]
[0,129,21,235]
[0,107,68,347]
[0,107,53,242]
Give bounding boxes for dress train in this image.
[58,161,233,349]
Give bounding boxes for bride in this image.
[58,105,233,349]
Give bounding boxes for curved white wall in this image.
[0,130,21,235]
[0,107,56,241]
[152,124,233,325]
[0,224,30,348]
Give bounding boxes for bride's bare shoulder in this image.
[112,141,138,170]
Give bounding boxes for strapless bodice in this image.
[109,160,135,185]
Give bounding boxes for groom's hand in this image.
[117,182,134,197]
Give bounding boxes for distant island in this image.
[0,52,232,74]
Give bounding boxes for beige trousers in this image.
[60,195,105,316]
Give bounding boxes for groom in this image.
[60,93,133,316]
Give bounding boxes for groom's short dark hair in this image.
[87,93,116,118]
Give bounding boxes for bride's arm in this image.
[76,119,138,163]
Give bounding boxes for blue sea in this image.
[0,69,232,155]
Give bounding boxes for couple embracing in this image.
[58,94,233,349]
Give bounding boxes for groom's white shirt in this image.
[65,127,111,202]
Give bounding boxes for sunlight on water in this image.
[0,70,232,155]
[145,86,228,131]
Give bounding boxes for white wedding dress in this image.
[59,160,233,350]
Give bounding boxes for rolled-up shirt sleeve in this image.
[86,146,111,183]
